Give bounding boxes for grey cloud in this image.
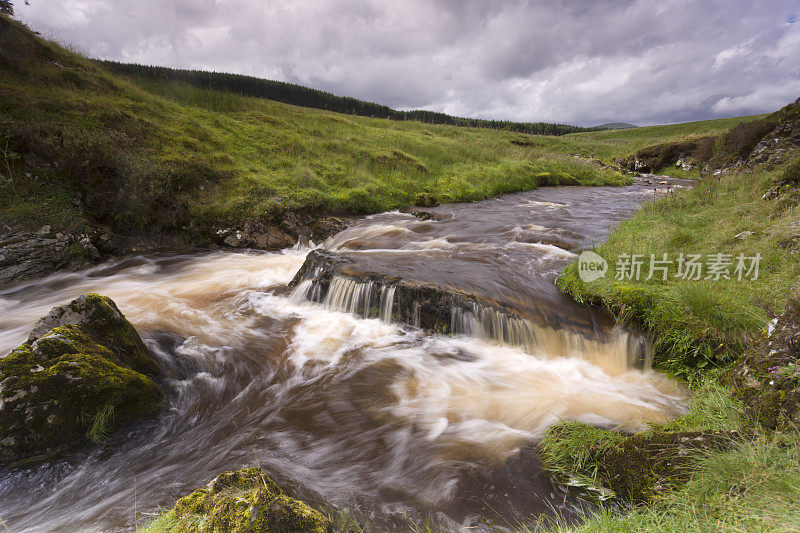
[16,0,800,125]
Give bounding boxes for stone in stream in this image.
[289,249,601,339]
[0,293,162,465]
[148,467,333,533]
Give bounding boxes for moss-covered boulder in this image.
[0,293,162,464]
[148,467,333,533]
[539,421,737,503]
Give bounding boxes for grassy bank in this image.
[0,15,628,237]
[0,15,761,239]
[540,97,800,531]
[557,167,800,376]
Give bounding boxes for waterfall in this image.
[379,285,396,323]
[294,275,396,322]
[450,301,647,374]
[288,249,651,371]
[288,279,313,305]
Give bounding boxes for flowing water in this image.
[0,186,684,532]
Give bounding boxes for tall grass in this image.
[557,166,800,375]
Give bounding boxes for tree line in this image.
[98,60,598,136]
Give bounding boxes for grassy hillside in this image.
[0,16,619,236]
[98,60,598,136]
[0,16,760,239]
[557,97,800,376]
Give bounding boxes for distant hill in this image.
[97,60,597,137]
[595,122,638,130]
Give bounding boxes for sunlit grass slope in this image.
[0,15,760,236]
[1,16,628,235]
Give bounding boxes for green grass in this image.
[560,115,767,163]
[0,15,761,236]
[522,434,800,533]
[657,163,703,179]
[660,372,747,432]
[557,164,800,376]
[85,404,116,443]
[0,15,630,235]
[138,510,203,532]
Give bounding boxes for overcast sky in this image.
[15,0,800,126]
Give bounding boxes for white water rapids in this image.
[0,186,685,532]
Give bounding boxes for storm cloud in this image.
[15,0,800,125]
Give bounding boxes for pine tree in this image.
[0,1,13,16]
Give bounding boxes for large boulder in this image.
[0,293,162,464]
[148,467,333,533]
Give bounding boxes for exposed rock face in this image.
[215,215,350,250]
[617,97,799,177]
[616,138,715,174]
[729,289,800,430]
[159,467,332,532]
[0,294,162,464]
[1,214,350,287]
[0,229,95,287]
[748,96,800,168]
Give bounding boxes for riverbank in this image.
[537,102,800,531]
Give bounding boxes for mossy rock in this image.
[0,293,162,464]
[540,421,737,503]
[26,293,158,375]
[597,429,735,502]
[160,467,333,532]
[413,192,438,207]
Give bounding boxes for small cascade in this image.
[288,279,313,305]
[292,273,397,322]
[288,249,652,372]
[379,285,396,323]
[451,302,649,374]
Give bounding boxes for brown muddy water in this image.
[0,186,685,532]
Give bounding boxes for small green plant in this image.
[85,403,115,443]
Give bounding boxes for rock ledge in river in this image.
[0,294,162,465]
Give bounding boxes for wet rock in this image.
[0,227,119,287]
[400,209,450,222]
[223,229,246,248]
[308,216,349,241]
[289,249,597,337]
[0,294,162,465]
[154,467,333,532]
[0,232,80,287]
[215,216,348,251]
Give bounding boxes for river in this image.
[0,185,684,532]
